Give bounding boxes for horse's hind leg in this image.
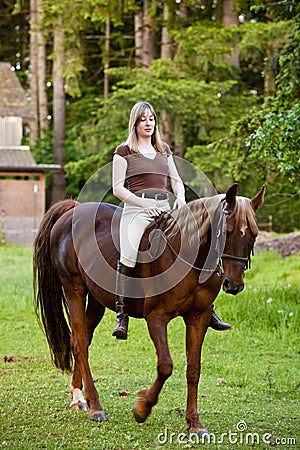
[70,294,105,414]
[65,284,107,422]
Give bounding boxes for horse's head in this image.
[221,184,265,295]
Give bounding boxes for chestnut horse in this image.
[33,183,265,437]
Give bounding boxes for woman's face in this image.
[136,108,156,139]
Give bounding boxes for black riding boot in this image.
[209,306,232,331]
[112,261,131,340]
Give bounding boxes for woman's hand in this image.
[144,206,162,217]
[173,197,186,209]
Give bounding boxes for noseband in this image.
[218,204,254,271]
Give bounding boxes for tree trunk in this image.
[142,0,156,69]
[29,0,48,143]
[160,110,173,145]
[264,49,276,95]
[161,2,174,60]
[50,17,66,204]
[160,3,174,148]
[173,118,184,158]
[134,4,143,68]
[222,0,238,26]
[29,0,39,143]
[36,0,48,135]
[103,17,110,99]
[222,0,239,69]
[178,0,188,20]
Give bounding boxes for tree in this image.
[222,0,239,69]
[246,103,300,181]
[50,16,66,204]
[142,0,157,68]
[5,0,298,230]
[103,18,110,99]
[135,1,144,67]
[161,1,176,60]
[0,0,30,70]
[29,0,39,142]
[29,0,48,143]
[239,21,292,96]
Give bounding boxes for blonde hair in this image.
[125,101,164,153]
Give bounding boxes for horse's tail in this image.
[33,199,77,372]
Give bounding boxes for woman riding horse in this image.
[111,101,230,339]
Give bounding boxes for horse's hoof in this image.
[132,406,146,423]
[89,410,108,422]
[198,429,210,440]
[189,427,210,441]
[70,400,88,411]
[70,387,88,411]
[78,401,88,411]
[79,401,88,411]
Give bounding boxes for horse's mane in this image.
[164,195,223,247]
[164,194,258,246]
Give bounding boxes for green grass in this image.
[0,245,299,449]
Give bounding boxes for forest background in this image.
[1,0,299,232]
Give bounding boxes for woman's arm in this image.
[167,155,186,209]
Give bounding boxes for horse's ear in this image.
[251,185,266,212]
[226,183,238,207]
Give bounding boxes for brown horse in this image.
[33,183,265,437]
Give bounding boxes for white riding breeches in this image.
[119,198,170,268]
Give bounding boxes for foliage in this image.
[250,0,300,20]
[1,0,299,231]
[275,17,300,106]
[107,60,237,126]
[238,20,293,64]
[173,22,242,81]
[0,245,299,448]
[64,57,238,194]
[202,12,300,231]
[37,0,136,97]
[246,103,300,181]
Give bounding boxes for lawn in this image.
[0,245,299,449]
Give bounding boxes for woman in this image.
[112,101,230,339]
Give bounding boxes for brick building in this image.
[0,62,60,245]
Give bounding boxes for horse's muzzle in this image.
[222,277,244,295]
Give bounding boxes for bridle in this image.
[152,198,255,277]
[218,204,254,271]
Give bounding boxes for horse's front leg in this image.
[70,294,105,414]
[65,287,107,422]
[184,309,211,437]
[133,312,172,423]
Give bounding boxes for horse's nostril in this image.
[223,278,244,295]
[223,278,230,290]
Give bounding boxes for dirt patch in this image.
[255,231,300,257]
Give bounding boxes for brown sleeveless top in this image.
[114,143,172,193]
